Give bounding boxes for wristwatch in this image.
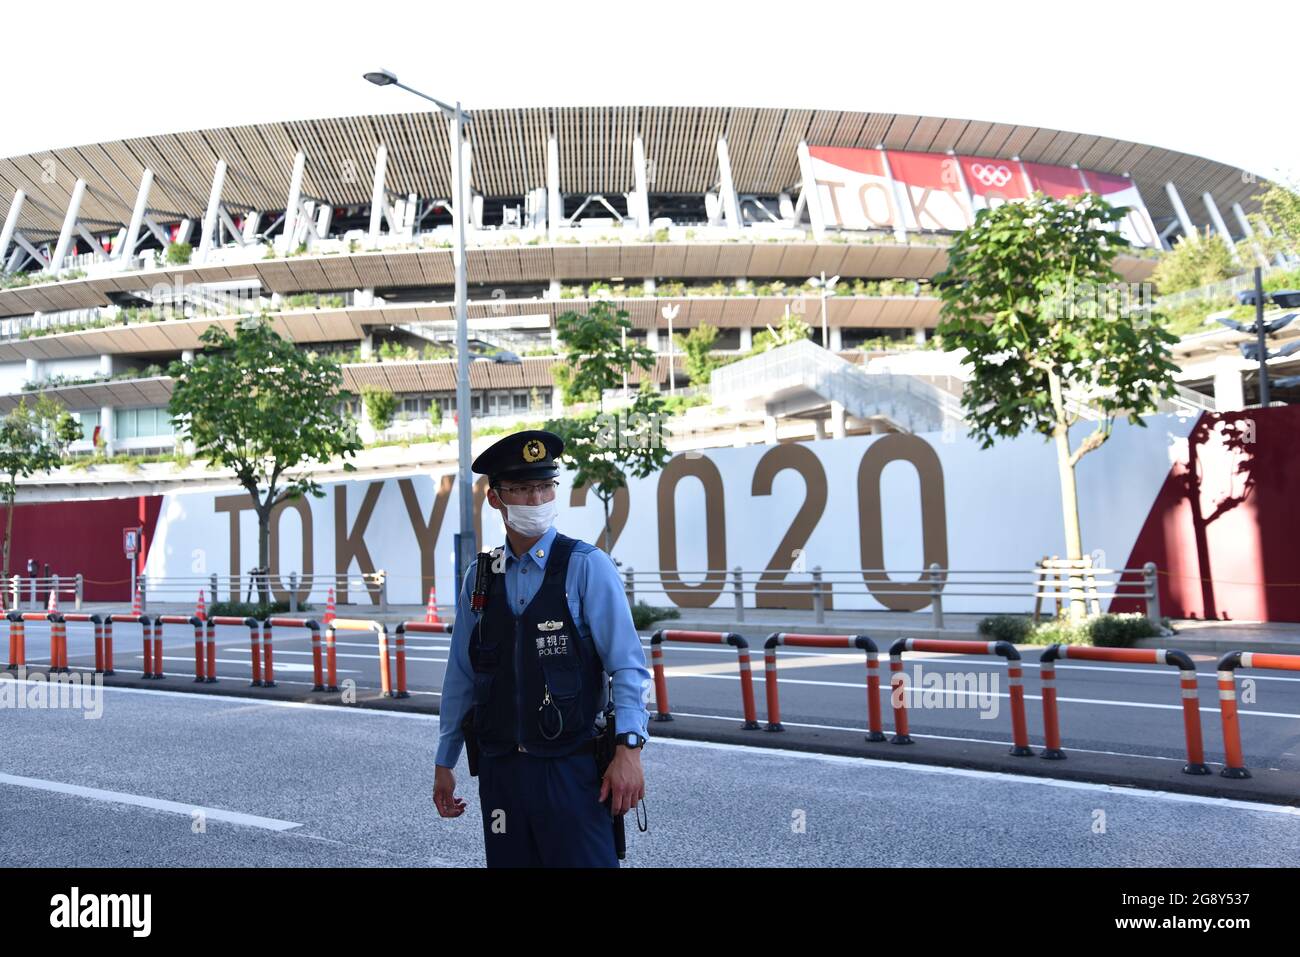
[615,731,647,750]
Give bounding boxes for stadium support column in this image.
[100,405,114,455]
[368,144,389,244]
[547,135,562,240]
[197,160,228,264]
[47,179,86,273]
[717,137,742,234]
[632,135,652,232]
[119,168,154,268]
[830,401,846,439]
[277,152,306,256]
[316,203,333,239]
[0,189,23,272]
[1214,357,1245,412]
[795,141,826,241]
[1232,202,1271,268]
[739,325,752,351]
[1202,193,1241,264]
[878,150,909,244]
[1164,182,1196,241]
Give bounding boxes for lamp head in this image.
[364,69,398,87]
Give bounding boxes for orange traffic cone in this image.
[131,582,142,616]
[325,586,336,624]
[196,589,207,622]
[425,585,441,624]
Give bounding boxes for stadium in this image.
[0,105,1295,620]
[6,84,1300,880]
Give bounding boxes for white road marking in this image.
[153,656,359,675]
[663,671,1300,719]
[655,709,1186,762]
[651,737,1300,818]
[0,771,303,831]
[191,649,447,664]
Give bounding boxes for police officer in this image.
[431,429,651,867]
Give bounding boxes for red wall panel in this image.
[5,494,162,602]
[1116,407,1300,622]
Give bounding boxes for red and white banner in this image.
[958,156,1028,209]
[1081,169,1162,249]
[804,144,1160,248]
[805,146,902,231]
[1021,160,1087,200]
[884,151,974,231]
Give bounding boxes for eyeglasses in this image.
[495,480,559,497]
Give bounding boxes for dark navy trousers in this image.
[477,749,619,868]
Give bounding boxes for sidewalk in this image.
[66,601,1300,655]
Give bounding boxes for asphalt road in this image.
[15,621,1299,774]
[3,684,1300,867]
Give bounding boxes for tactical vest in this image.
[468,532,605,757]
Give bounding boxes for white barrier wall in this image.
[145,413,1197,613]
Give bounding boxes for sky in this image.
[0,0,1293,181]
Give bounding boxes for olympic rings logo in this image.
[969,163,1013,188]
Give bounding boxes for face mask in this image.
[503,498,558,537]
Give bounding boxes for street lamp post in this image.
[809,271,839,350]
[661,303,680,395]
[365,69,477,588]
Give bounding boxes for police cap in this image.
[471,429,565,484]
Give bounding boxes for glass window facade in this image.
[114,407,174,439]
[74,410,99,442]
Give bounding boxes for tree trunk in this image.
[1047,371,1086,621]
[256,501,273,608]
[601,490,613,553]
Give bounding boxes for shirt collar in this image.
[503,524,558,571]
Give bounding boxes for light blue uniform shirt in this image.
[435,524,651,768]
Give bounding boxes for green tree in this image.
[428,399,443,428]
[164,241,193,265]
[549,301,670,552]
[1151,228,1237,293]
[552,301,652,406]
[362,385,397,433]
[934,194,1179,616]
[0,395,81,579]
[1248,177,1300,261]
[751,311,812,353]
[675,322,720,386]
[167,316,361,603]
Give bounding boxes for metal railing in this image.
[710,339,967,432]
[1157,260,1300,310]
[6,575,83,611]
[136,572,391,613]
[618,562,1162,628]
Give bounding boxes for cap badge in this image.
[522,439,546,463]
